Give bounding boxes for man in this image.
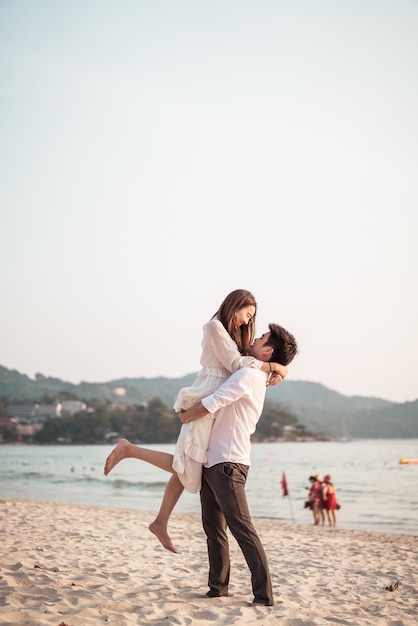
[179,323,298,607]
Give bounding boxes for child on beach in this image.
[104,289,288,553]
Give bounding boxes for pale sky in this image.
[1,0,417,404]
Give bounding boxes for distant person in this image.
[305,475,317,523]
[104,289,288,553]
[178,323,298,606]
[322,474,339,527]
[309,474,325,525]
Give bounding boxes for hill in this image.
[1,365,417,438]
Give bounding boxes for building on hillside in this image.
[14,422,43,438]
[7,403,62,422]
[6,403,62,441]
[60,400,87,415]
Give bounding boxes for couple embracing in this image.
[105,289,298,607]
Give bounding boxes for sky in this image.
[1,0,417,404]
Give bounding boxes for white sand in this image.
[0,497,417,626]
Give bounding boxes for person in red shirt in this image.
[309,475,325,525]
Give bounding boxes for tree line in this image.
[0,394,311,444]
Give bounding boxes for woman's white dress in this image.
[172,318,261,492]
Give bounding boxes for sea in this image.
[1,440,417,536]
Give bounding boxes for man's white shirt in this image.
[201,367,268,468]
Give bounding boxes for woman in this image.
[309,474,325,525]
[322,474,339,527]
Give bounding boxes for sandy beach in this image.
[1,498,417,626]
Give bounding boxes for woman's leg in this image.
[313,505,320,525]
[104,439,185,553]
[104,438,175,475]
[149,474,185,553]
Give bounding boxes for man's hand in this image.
[178,409,187,424]
[178,401,209,424]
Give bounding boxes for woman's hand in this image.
[266,373,283,386]
[266,362,288,386]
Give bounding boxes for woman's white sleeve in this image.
[206,320,262,373]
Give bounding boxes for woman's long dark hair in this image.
[214,289,257,354]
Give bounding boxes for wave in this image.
[105,478,168,490]
[0,470,168,491]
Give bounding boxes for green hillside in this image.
[1,365,417,438]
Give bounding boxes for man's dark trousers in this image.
[200,462,274,606]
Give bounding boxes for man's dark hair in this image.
[266,323,298,366]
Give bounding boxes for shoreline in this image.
[1,489,416,537]
[1,498,417,625]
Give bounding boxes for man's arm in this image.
[178,368,255,424]
[179,402,208,424]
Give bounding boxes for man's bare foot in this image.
[104,439,129,476]
[149,520,178,554]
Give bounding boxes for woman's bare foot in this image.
[149,520,178,554]
[104,439,130,476]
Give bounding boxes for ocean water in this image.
[0,440,417,535]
